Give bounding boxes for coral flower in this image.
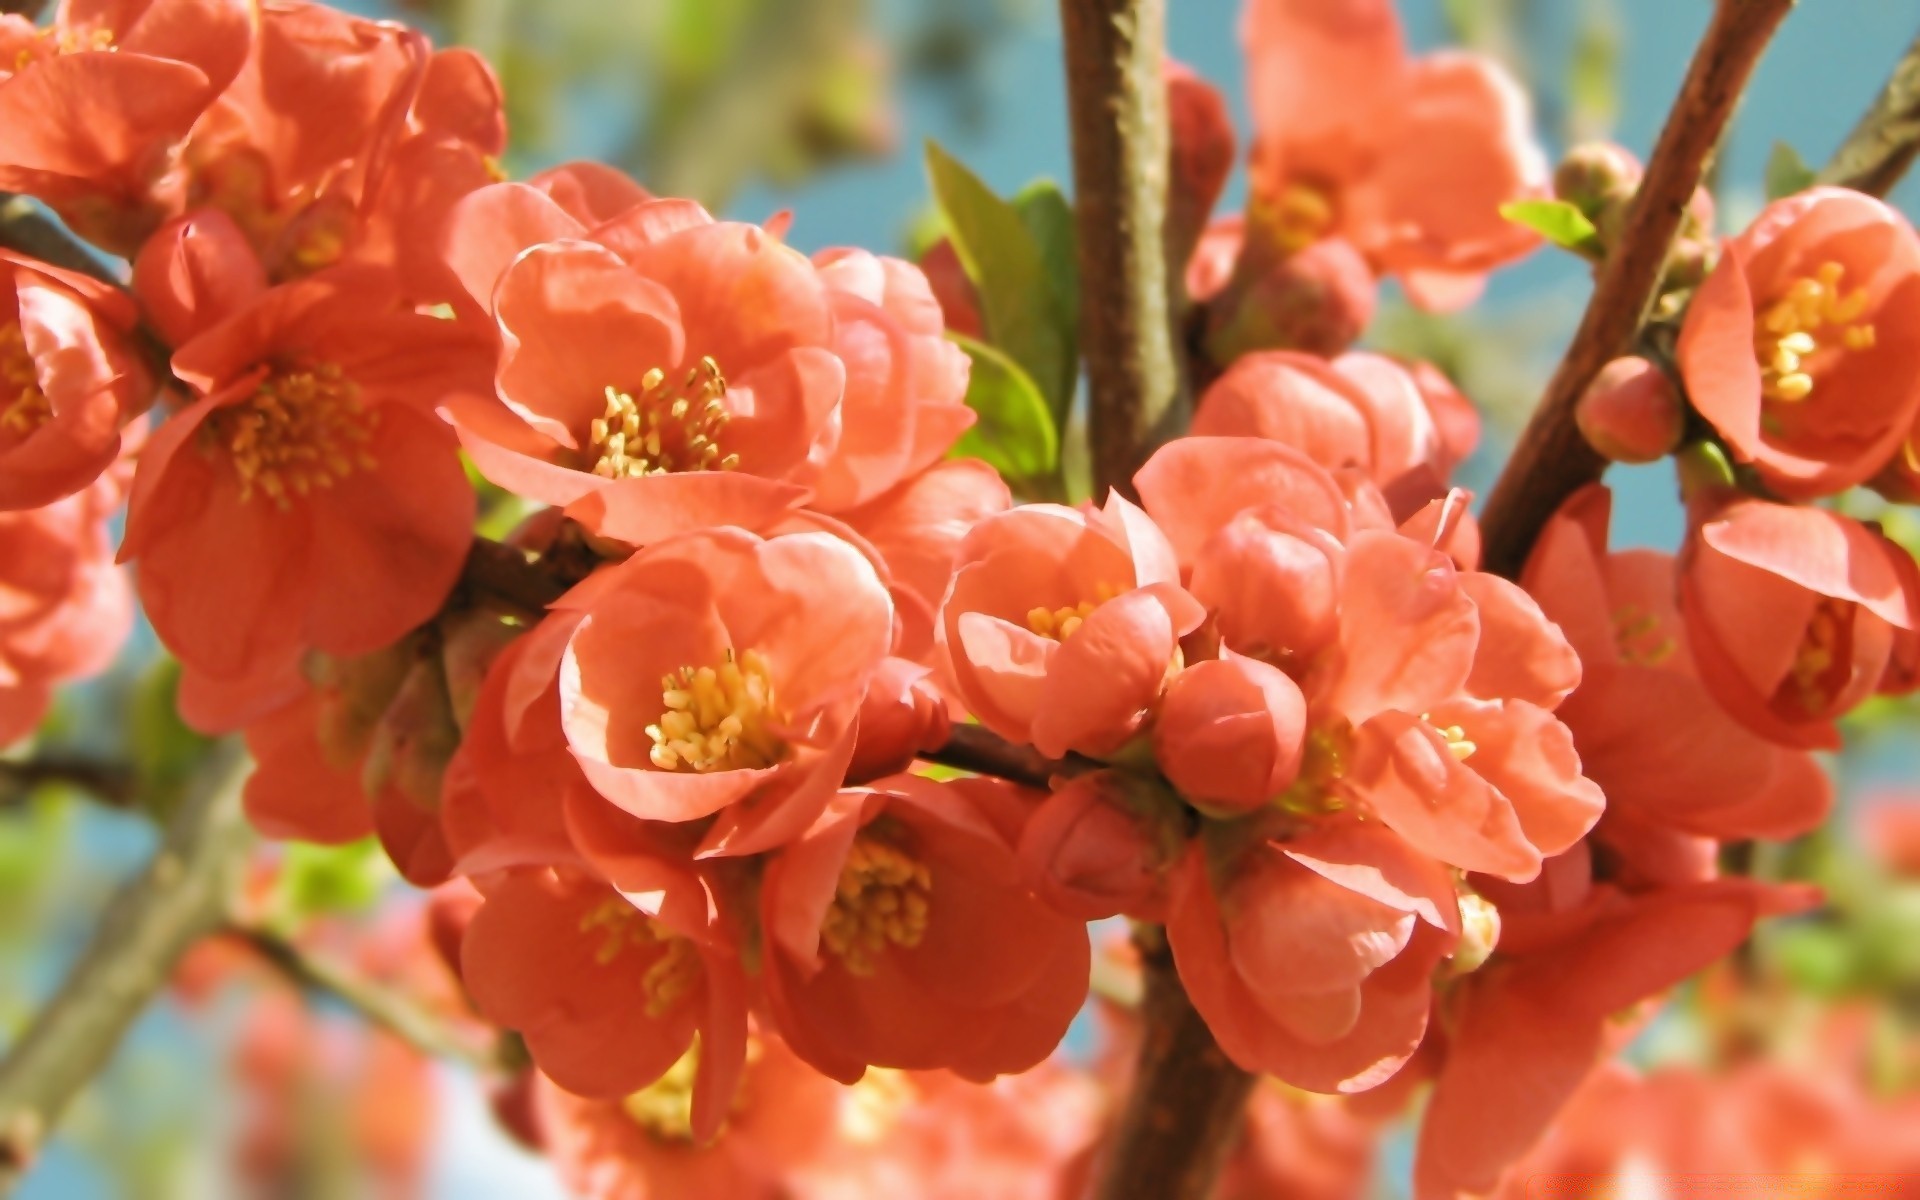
[462,868,749,1138]
[938,492,1204,758]
[1525,486,1831,838]
[1166,824,1459,1092]
[119,268,481,693]
[0,250,154,510]
[1240,0,1547,308]
[1678,493,1916,749]
[0,0,252,252]
[0,478,131,745]
[532,1034,840,1200]
[441,186,866,545]
[1679,187,1920,499]
[558,528,893,857]
[837,457,1012,633]
[760,776,1090,1084]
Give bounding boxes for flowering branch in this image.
[1819,28,1920,196]
[230,926,514,1074]
[0,756,136,809]
[0,741,252,1187]
[1474,0,1795,579]
[1061,0,1185,497]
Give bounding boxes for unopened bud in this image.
[846,658,952,785]
[1441,890,1502,978]
[1016,770,1182,922]
[362,655,461,815]
[1576,356,1684,464]
[132,209,267,347]
[1154,653,1307,814]
[440,610,521,733]
[1201,236,1375,365]
[1553,142,1642,221]
[311,639,418,769]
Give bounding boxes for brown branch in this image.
[230,926,510,1074]
[1061,0,1184,498]
[457,537,569,621]
[917,724,1072,789]
[1088,926,1256,1200]
[1819,28,1920,196]
[0,741,252,1188]
[0,0,49,19]
[0,195,117,285]
[1474,0,1795,580]
[0,756,136,809]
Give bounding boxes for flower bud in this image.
[846,657,953,785]
[132,208,268,347]
[1154,653,1307,813]
[1017,770,1182,922]
[311,639,418,769]
[1553,142,1643,216]
[1439,889,1501,979]
[439,610,521,733]
[1575,356,1684,464]
[1201,236,1375,365]
[1190,513,1341,663]
[1167,61,1235,278]
[918,237,983,340]
[362,654,461,814]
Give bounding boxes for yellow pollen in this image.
[1754,260,1875,404]
[820,834,932,976]
[1611,604,1677,666]
[1276,723,1352,816]
[578,897,702,1017]
[1262,180,1337,254]
[620,1042,700,1142]
[15,23,114,70]
[1787,598,1848,712]
[1434,721,1477,762]
[202,362,375,509]
[645,648,785,773]
[0,322,50,438]
[589,356,736,477]
[1026,600,1098,641]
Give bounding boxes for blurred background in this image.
[6,0,1920,1195]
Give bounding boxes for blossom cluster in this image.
[2,0,1915,1196]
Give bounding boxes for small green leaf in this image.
[1499,199,1600,252]
[925,141,1077,421]
[948,332,1059,484]
[1765,140,1816,201]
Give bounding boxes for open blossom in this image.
[1525,486,1831,839]
[1239,0,1546,309]
[761,776,1090,1084]
[938,492,1203,758]
[0,477,131,746]
[557,528,893,858]
[1679,187,1920,499]
[0,0,253,252]
[1678,493,1917,749]
[119,267,482,698]
[0,250,154,510]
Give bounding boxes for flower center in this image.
[1783,597,1849,713]
[645,648,785,772]
[1027,600,1098,641]
[620,1042,699,1142]
[12,23,115,71]
[820,833,932,976]
[0,322,49,439]
[1612,604,1677,667]
[1276,723,1353,817]
[578,897,701,1018]
[1257,180,1337,255]
[202,362,376,508]
[589,356,736,477]
[1433,720,1476,762]
[1754,260,1875,404]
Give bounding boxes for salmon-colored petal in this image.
[1349,711,1541,880]
[1030,587,1180,758]
[1328,529,1479,724]
[440,182,586,312]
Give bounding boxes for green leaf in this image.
[1765,140,1816,201]
[948,332,1059,483]
[1499,199,1600,252]
[1013,179,1080,379]
[925,140,1077,422]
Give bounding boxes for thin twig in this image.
[1819,28,1920,197]
[0,195,117,286]
[1061,0,1185,498]
[0,757,136,809]
[0,0,49,19]
[917,724,1069,789]
[0,741,253,1189]
[230,926,508,1074]
[457,538,569,621]
[1475,0,1796,579]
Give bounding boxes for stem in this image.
[1061,0,1184,498]
[1088,928,1256,1200]
[0,757,135,809]
[0,741,253,1189]
[1475,0,1795,580]
[457,537,569,621]
[1819,28,1920,196]
[231,927,509,1074]
[917,724,1068,789]
[0,195,116,285]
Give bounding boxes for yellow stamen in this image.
[1753,260,1876,404]
[577,897,701,1017]
[645,647,785,772]
[589,356,736,477]
[1026,600,1098,642]
[1257,180,1337,254]
[0,322,50,438]
[620,1042,700,1142]
[1436,723,1477,762]
[201,362,376,509]
[820,833,932,976]
[1275,723,1353,816]
[1786,598,1848,713]
[1611,604,1678,667]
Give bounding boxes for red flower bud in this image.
[132,209,268,347]
[1575,356,1684,464]
[1201,236,1376,365]
[1017,770,1181,922]
[1154,653,1307,813]
[846,657,952,785]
